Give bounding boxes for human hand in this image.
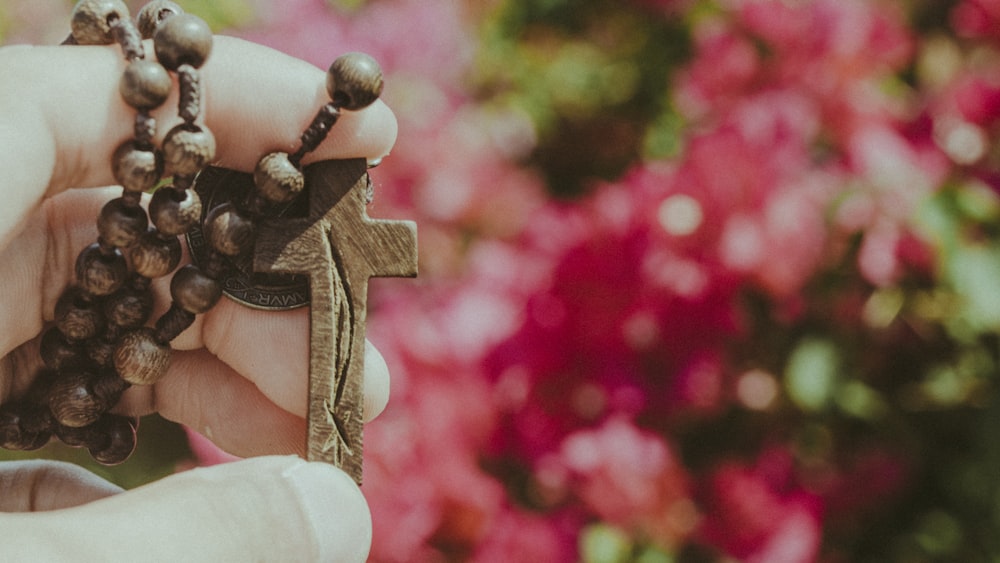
[0,34,396,562]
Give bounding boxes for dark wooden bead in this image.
[70,0,130,45]
[172,173,195,191]
[0,403,52,451]
[91,369,130,406]
[254,152,304,205]
[21,370,59,407]
[203,202,256,257]
[114,327,171,385]
[47,370,105,428]
[137,0,183,40]
[0,404,19,448]
[130,230,182,278]
[98,197,149,249]
[6,429,51,451]
[87,337,116,368]
[120,59,172,110]
[153,13,213,70]
[149,185,202,235]
[326,52,383,111]
[54,286,104,341]
[177,64,201,123]
[154,302,195,343]
[200,250,229,279]
[103,283,153,329]
[162,123,215,177]
[89,414,138,465]
[75,243,129,296]
[40,327,85,371]
[170,264,222,314]
[113,142,164,194]
[54,420,106,449]
[21,401,55,435]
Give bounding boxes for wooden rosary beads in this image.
[0,0,402,478]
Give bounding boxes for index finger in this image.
[0,35,397,250]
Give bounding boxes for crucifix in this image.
[252,158,417,484]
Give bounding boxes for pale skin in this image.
[0,36,396,562]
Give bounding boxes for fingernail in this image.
[286,462,372,563]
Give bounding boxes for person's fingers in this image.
[118,348,307,457]
[0,186,392,431]
[361,339,391,422]
[0,460,123,512]
[0,456,372,563]
[118,343,388,457]
[0,35,397,249]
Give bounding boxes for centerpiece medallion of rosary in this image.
[0,0,417,485]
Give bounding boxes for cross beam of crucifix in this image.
[254,158,417,484]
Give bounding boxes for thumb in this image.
[0,456,371,563]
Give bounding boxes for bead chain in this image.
[0,0,384,466]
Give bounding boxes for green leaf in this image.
[785,337,840,412]
[326,0,369,12]
[175,0,256,31]
[580,524,632,563]
[948,245,1000,331]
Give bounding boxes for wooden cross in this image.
[253,158,417,484]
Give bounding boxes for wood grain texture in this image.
[254,158,417,484]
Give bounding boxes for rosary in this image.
[0,0,417,484]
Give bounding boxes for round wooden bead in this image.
[40,327,85,371]
[113,141,164,193]
[0,403,51,451]
[114,327,171,385]
[70,0,129,45]
[162,124,215,177]
[170,264,222,314]
[130,230,182,278]
[98,197,149,249]
[120,59,172,110]
[89,414,138,465]
[87,338,116,368]
[326,52,384,110]
[75,243,129,296]
[21,370,58,406]
[203,203,256,257]
[254,152,304,204]
[149,186,202,236]
[153,13,213,70]
[103,285,153,329]
[137,0,183,40]
[21,401,55,435]
[91,370,130,406]
[48,370,104,428]
[54,287,104,341]
[54,416,114,449]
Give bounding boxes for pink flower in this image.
[555,417,698,548]
[699,453,823,562]
[470,510,574,563]
[952,0,1000,40]
[675,26,760,118]
[483,189,743,457]
[952,75,1000,126]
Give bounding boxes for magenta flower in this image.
[699,452,823,562]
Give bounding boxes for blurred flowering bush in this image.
[9,0,1000,560]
